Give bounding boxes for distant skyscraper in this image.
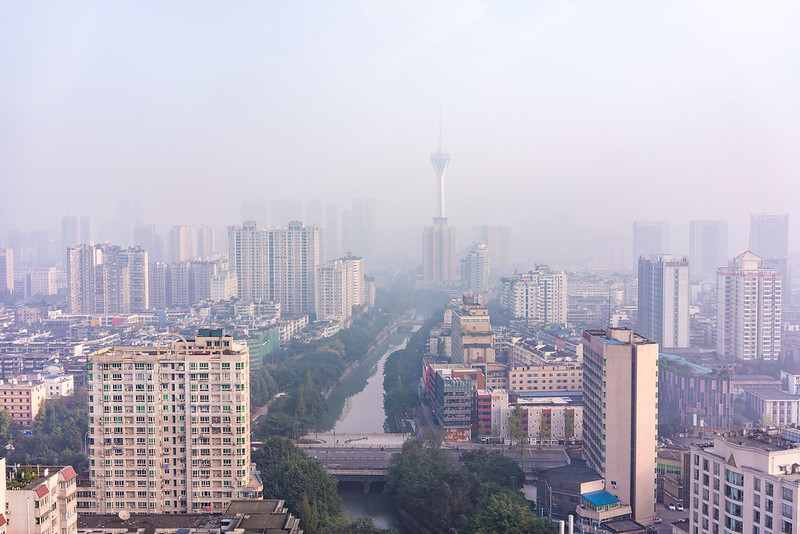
[0,249,13,294]
[632,221,669,264]
[461,243,490,295]
[61,215,94,263]
[423,134,457,284]
[689,220,728,280]
[637,255,690,349]
[717,251,782,361]
[750,213,791,309]
[582,328,658,525]
[241,199,268,225]
[270,199,303,227]
[306,199,324,225]
[149,262,168,310]
[316,254,366,321]
[474,225,512,273]
[133,224,164,263]
[326,203,340,258]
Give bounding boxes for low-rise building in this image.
[42,374,75,398]
[508,364,583,394]
[6,464,78,534]
[0,382,46,426]
[744,388,800,426]
[690,431,800,534]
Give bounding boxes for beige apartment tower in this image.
[582,328,658,525]
[86,329,262,514]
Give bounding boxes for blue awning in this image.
[583,490,620,507]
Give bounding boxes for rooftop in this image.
[583,490,620,507]
[745,388,800,401]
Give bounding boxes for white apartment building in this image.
[85,329,262,514]
[637,255,690,349]
[210,271,237,302]
[228,221,322,315]
[43,374,75,398]
[67,245,149,314]
[461,242,490,295]
[6,463,77,534]
[501,266,568,325]
[316,254,367,322]
[717,251,782,360]
[690,433,800,534]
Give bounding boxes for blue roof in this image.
[583,490,620,507]
[599,338,624,345]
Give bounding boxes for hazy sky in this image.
[2,1,799,266]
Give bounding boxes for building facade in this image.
[7,464,77,534]
[637,255,690,349]
[461,242,490,295]
[451,295,495,365]
[633,221,669,264]
[582,328,658,525]
[0,382,46,427]
[690,433,800,534]
[500,266,568,325]
[85,330,262,514]
[717,251,782,361]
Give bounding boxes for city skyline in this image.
[2,2,800,266]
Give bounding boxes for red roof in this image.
[59,466,77,481]
[0,514,6,526]
[34,485,49,498]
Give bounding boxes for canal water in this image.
[321,334,411,532]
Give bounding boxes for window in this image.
[783,488,793,501]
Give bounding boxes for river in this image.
[322,333,412,532]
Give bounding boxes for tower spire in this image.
[431,102,450,220]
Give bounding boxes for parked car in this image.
[654,517,663,524]
[667,503,677,511]
[676,504,684,511]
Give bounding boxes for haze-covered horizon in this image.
[3,1,799,268]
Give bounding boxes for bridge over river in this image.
[298,432,570,493]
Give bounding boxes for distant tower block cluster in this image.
[422,121,458,285]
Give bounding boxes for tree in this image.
[323,517,397,534]
[758,413,776,428]
[252,437,340,527]
[460,449,524,489]
[469,492,556,534]
[508,405,528,464]
[0,409,11,439]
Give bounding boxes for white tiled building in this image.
[690,433,800,534]
[85,329,262,514]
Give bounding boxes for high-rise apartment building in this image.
[473,225,512,273]
[582,328,658,525]
[149,262,168,310]
[316,254,366,321]
[633,221,669,264]
[750,214,791,309]
[273,221,322,316]
[227,221,322,315]
[689,220,728,281]
[717,251,782,360]
[451,295,495,365]
[86,330,262,514]
[637,255,690,349]
[500,266,568,325]
[67,245,149,314]
[169,226,215,263]
[228,221,272,303]
[461,243,490,295]
[0,248,13,294]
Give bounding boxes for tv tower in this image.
[430,109,450,219]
